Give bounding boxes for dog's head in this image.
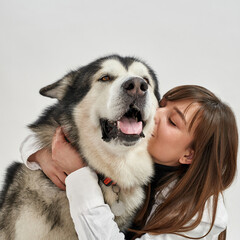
[40,55,160,152]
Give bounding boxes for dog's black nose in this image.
[122,78,148,97]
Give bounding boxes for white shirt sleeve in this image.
[65,168,227,240]
[19,133,42,170]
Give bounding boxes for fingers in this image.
[57,170,67,184]
[52,129,64,158]
[40,154,67,191]
[52,127,71,155]
[49,157,67,182]
[51,175,66,191]
[55,127,66,143]
[52,126,86,175]
[52,127,64,150]
[43,166,66,191]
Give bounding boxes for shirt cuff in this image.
[19,134,42,170]
[65,167,105,213]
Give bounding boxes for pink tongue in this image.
[117,117,143,135]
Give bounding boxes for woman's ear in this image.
[179,149,194,165]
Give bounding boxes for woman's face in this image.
[148,99,199,166]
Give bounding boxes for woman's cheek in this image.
[148,133,161,151]
[159,124,172,140]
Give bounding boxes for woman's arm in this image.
[20,128,227,239]
[66,167,126,239]
[53,129,227,240]
[19,127,83,190]
[20,133,42,170]
[66,168,227,240]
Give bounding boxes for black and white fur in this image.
[0,55,160,239]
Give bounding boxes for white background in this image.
[0,0,239,239]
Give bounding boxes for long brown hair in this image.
[130,85,238,239]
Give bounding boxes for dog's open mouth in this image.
[100,105,145,145]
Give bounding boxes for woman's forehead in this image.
[169,100,201,130]
[168,99,200,114]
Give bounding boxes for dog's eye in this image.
[99,75,111,81]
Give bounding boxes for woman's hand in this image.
[51,127,86,176]
[28,148,67,191]
[28,127,86,191]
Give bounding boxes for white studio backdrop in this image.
[0,0,239,239]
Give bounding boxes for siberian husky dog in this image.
[0,55,160,239]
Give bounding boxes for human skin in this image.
[148,99,199,166]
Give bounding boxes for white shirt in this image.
[21,134,228,240]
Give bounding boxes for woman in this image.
[22,85,238,240]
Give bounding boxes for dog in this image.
[0,55,160,239]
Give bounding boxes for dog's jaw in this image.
[74,100,155,189]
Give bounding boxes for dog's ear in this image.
[40,72,75,100]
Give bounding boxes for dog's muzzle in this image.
[100,77,149,146]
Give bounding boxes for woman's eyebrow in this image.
[173,107,186,125]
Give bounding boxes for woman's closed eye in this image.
[169,118,177,127]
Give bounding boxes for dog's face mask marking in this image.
[91,59,156,146]
[40,56,160,148]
